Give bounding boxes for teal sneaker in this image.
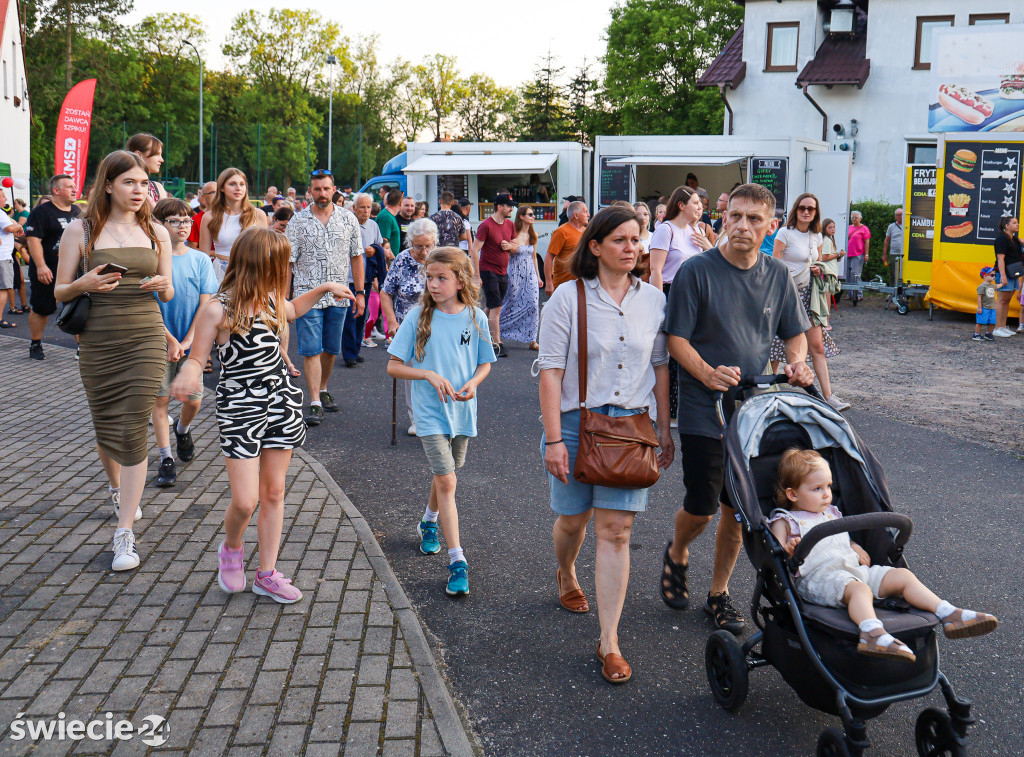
[417,520,441,555]
[446,561,469,596]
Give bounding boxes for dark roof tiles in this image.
[797,33,870,88]
[697,24,746,90]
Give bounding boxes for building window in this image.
[765,22,799,72]
[914,16,953,70]
[907,143,938,166]
[969,13,1010,25]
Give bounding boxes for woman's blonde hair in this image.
[414,247,483,362]
[218,227,290,336]
[775,448,830,507]
[208,167,257,241]
[84,150,159,254]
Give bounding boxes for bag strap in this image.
[576,278,587,409]
[81,219,91,276]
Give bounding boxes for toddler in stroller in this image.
[768,449,997,663]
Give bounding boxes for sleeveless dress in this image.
[214,294,305,459]
[212,213,244,282]
[79,244,165,466]
[500,243,539,343]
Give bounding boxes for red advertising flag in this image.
[53,79,97,198]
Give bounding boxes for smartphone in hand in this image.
[97,263,128,275]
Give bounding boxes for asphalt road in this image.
[14,311,1021,757]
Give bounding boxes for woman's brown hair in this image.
[514,204,538,246]
[125,133,163,159]
[775,448,830,507]
[208,167,257,241]
[83,150,160,254]
[570,205,645,280]
[786,193,822,234]
[664,185,697,223]
[218,227,291,336]
[414,247,485,362]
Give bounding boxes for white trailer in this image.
[403,141,592,256]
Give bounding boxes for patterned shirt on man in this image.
[286,204,362,309]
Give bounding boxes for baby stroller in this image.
[703,375,975,757]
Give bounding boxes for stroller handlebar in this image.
[787,512,914,574]
[714,374,824,427]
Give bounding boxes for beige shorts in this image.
[797,562,893,608]
[419,434,469,476]
[157,357,204,401]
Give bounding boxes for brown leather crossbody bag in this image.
[572,279,661,489]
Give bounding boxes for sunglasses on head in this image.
[310,169,333,178]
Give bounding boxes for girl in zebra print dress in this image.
[171,227,354,604]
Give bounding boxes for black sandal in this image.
[661,542,690,609]
[0,320,16,329]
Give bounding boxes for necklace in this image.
[108,219,137,225]
[104,225,134,248]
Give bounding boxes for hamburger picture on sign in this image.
[929,25,1024,133]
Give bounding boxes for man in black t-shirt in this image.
[661,183,813,636]
[24,174,80,360]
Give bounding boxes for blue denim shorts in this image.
[542,405,651,516]
[977,307,996,325]
[296,305,347,357]
[995,272,1020,293]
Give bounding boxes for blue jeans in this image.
[341,288,369,361]
[296,305,346,357]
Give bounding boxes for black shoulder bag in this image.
[56,220,92,335]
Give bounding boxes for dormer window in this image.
[766,22,800,72]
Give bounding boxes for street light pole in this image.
[183,40,203,185]
[326,54,337,172]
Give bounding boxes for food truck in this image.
[401,141,592,256]
[593,134,852,271]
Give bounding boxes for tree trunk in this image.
[64,0,73,89]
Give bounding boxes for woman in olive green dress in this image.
[55,150,174,572]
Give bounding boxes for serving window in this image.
[476,169,557,221]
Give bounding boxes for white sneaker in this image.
[111,529,140,571]
[993,327,1014,338]
[361,338,377,348]
[407,424,417,436]
[110,489,142,521]
[1017,323,1024,333]
[827,394,851,412]
[371,329,386,340]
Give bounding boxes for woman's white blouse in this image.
[538,276,668,419]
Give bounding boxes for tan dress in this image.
[78,244,166,466]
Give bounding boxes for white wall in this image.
[0,0,31,205]
[726,0,1021,203]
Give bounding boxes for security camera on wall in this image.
[833,124,845,137]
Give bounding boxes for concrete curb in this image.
[298,450,478,757]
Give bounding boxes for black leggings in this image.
[664,282,678,420]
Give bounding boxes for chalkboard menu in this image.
[906,165,937,263]
[748,157,788,212]
[437,174,468,200]
[940,140,1022,246]
[600,157,630,207]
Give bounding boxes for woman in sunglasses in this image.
[769,193,849,412]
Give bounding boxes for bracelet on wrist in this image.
[545,439,564,446]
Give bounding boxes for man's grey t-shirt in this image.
[885,222,903,257]
[665,248,809,439]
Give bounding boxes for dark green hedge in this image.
[850,200,901,282]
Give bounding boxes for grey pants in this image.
[847,255,864,301]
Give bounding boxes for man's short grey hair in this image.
[568,201,587,220]
[850,210,862,221]
[353,193,373,205]
[407,217,438,242]
[696,187,709,199]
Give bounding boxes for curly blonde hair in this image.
[413,247,484,362]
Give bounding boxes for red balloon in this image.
[0,177,12,188]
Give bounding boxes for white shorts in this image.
[796,561,893,608]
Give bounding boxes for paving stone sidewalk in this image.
[0,336,475,756]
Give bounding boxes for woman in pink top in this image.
[846,210,870,303]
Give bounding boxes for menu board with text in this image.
[600,157,630,207]
[940,140,1021,246]
[906,165,937,263]
[748,157,788,212]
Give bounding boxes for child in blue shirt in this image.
[387,247,496,597]
[151,198,219,486]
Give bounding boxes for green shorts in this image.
[419,434,469,476]
[157,357,204,401]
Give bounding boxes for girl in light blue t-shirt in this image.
[387,247,497,597]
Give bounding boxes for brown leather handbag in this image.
[572,279,662,489]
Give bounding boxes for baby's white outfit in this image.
[767,505,892,607]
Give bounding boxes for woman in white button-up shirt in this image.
[537,205,674,684]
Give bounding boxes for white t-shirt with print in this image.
[775,227,822,287]
[0,210,14,261]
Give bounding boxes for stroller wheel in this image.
[915,708,966,757]
[704,630,748,711]
[817,727,853,757]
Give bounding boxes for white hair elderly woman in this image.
[380,216,437,434]
[846,210,870,303]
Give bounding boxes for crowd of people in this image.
[4,134,1014,685]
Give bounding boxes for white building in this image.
[698,0,1021,202]
[0,0,30,203]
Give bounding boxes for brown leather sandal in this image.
[597,642,632,684]
[557,568,589,613]
[857,626,916,663]
[942,609,998,639]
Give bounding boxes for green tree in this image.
[455,74,519,142]
[518,51,573,141]
[414,54,464,141]
[382,60,431,144]
[603,0,742,134]
[34,0,134,88]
